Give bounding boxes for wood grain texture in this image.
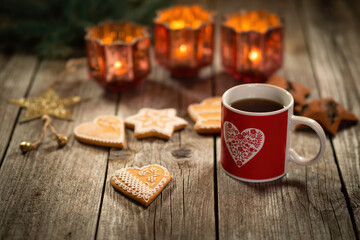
[0,55,38,164]
[0,0,359,239]
[96,58,217,239]
[0,60,116,239]
[213,0,355,239]
[297,0,360,234]
[0,54,10,73]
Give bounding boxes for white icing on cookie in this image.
[125,108,187,139]
[111,165,170,202]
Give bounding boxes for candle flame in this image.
[179,45,187,53]
[114,61,122,68]
[249,50,260,61]
[113,61,128,75]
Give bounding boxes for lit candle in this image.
[168,19,191,63]
[154,5,215,78]
[85,21,151,92]
[179,44,187,54]
[114,61,122,68]
[249,49,261,62]
[175,44,189,61]
[221,10,283,82]
[112,61,128,75]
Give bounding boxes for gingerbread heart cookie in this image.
[74,115,125,148]
[224,121,265,168]
[110,165,171,207]
[188,97,221,134]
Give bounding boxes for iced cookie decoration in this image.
[224,121,265,168]
[110,165,171,207]
[125,108,188,140]
[266,75,310,105]
[188,97,221,134]
[74,115,125,148]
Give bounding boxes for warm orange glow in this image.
[86,21,147,45]
[102,37,113,45]
[179,45,187,53]
[249,50,261,61]
[155,5,213,30]
[175,44,189,60]
[224,10,280,33]
[113,61,128,75]
[170,21,186,29]
[125,36,133,43]
[114,61,122,68]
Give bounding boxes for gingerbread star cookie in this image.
[266,75,310,105]
[74,115,125,148]
[188,97,221,134]
[295,98,358,135]
[125,108,188,140]
[110,165,171,207]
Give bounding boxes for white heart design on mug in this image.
[224,121,265,168]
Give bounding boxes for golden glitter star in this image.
[125,108,188,140]
[9,88,83,122]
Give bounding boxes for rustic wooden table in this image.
[1,0,359,239]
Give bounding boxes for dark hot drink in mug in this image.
[230,98,284,112]
[221,84,326,182]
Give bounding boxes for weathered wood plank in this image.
[0,54,10,73]
[0,55,38,164]
[213,0,355,239]
[345,0,360,25]
[0,60,116,239]
[297,0,360,234]
[97,57,216,239]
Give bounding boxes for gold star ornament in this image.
[9,88,83,122]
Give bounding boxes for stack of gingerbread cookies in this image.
[266,75,358,135]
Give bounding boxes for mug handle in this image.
[288,116,326,165]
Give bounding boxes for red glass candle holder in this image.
[154,5,215,78]
[85,21,151,92]
[221,10,283,83]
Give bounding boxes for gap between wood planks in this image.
[0,59,41,169]
[94,93,122,240]
[294,0,359,238]
[213,135,220,240]
[210,60,220,240]
[330,138,359,240]
[327,33,360,240]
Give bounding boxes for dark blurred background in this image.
[0,0,173,58]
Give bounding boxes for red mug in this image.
[221,84,326,182]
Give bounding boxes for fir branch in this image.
[0,0,174,58]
